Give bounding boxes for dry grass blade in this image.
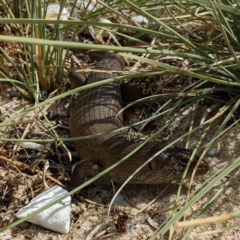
[1,0,240,239]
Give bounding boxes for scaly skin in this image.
[69,52,209,190]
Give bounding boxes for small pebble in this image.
[182,108,192,116]
[208,148,217,156]
[20,142,44,151]
[112,193,125,203]
[131,15,149,25]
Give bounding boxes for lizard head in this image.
[171,148,209,174]
[148,148,209,183]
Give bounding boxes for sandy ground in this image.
[1,82,240,240]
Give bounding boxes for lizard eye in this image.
[178,156,189,165]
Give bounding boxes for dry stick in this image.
[176,212,240,228]
[108,103,230,215]
[190,225,239,237]
[0,156,64,187]
[2,176,42,226]
[12,121,32,154]
[3,154,36,198]
[188,54,240,72]
[85,222,104,240]
[82,197,107,208]
[5,102,69,183]
[1,119,35,126]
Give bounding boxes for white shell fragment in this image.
[16,185,71,234]
[208,148,217,156]
[44,4,70,20]
[99,18,112,24]
[131,15,149,25]
[20,142,44,151]
[182,107,193,116]
[75,0,98,12]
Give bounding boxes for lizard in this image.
[69,52,209,190]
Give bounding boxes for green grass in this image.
[1,0,240,238]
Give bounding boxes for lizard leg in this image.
[69,160,100,191]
